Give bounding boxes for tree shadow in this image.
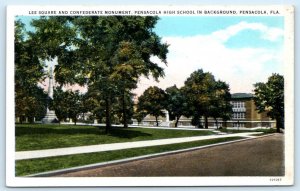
[15,125,152,139]
[15,125,100,136]
[103,127,152,139]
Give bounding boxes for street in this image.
[56,134,284,177]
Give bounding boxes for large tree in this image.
[182,69,216,128]
[73,16,168,132]
[253,74,284,132]
[29,16,168,133]
[182,69,232,129]
[137,86,168,126]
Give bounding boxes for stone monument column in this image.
[42,66,58,123]
[48,67,54,99]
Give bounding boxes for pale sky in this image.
[133,16,284,96]
[19,16,284,96]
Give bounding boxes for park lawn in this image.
[16,124,215,151]
[16,136,244,176]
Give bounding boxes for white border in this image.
[6,5,294,187]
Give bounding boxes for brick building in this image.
[138,93,276,129]
[228,93,275,128]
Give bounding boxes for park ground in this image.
[15,124,279,176]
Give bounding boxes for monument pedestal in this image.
[42,110,58,124]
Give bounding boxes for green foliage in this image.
[17,16,168,131]
[15,20,47,122]
[165,85,188,127]
[182,69,232,128]
[52,87,85,124]
[137,86,168,126]
[253,74,284,132]
[208,80,232,128]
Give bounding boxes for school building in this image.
[138,93,276,129]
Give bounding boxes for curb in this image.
[26,133,276,177]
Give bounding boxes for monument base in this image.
[42,110,58,124]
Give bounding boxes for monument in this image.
[42,66,58,123]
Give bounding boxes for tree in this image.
[15,20,47,123]
[29,16,168,133]
[72,16,168,132]
[181,69,232,129]
[182,69,216,128]
[67,90,83,125]
[52,87,84,125]
[52,87,69,122]
[165,85,187,127]
[253,74,284,133]
[137,86,168,126]
[208,81,232,129]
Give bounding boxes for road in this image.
[56,134,284,177]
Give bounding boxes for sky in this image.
[133,16,284,96]
[18,15,284,96]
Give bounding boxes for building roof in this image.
[231,93,253,99]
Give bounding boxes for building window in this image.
[231,101,245,108]
[231,101,246,112]
[233,122,245,128]
[232,112,245,119]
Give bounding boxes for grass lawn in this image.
[16,136,244,176]
[16,124,215,151]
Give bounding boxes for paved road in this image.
[57,134,284,177]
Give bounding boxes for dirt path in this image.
[57,134,284,177]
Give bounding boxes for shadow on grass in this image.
[16,125,152,139]
[103,128,152,139]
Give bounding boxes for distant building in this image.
[137,93,276,128]
[228,93,275,128]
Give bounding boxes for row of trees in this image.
[45,68,231,129]
[44,71,285,133]
[137,69,232,128]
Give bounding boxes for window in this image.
[233,122,245,128]
[231,101,245,109]
[232,112,245,119]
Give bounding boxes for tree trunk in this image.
[205,116,208,129]
[223,120,227,128]
[276,117,283,133]
[175,115,181,127]
[122,90,128,128]
[215,118,218,129]
[105,97,112,134]
[155,116,159,127]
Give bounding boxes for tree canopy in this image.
[182,69,232,128]
[17,16,168,132]
[15,20,47,122]
[165,85,188,127]
[137,86,168,126]
[253,74,284,132]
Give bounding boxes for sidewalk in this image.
[15,132,262,160]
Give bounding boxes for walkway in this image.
[16,132,262,160]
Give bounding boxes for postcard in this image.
[6,5,294,187]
